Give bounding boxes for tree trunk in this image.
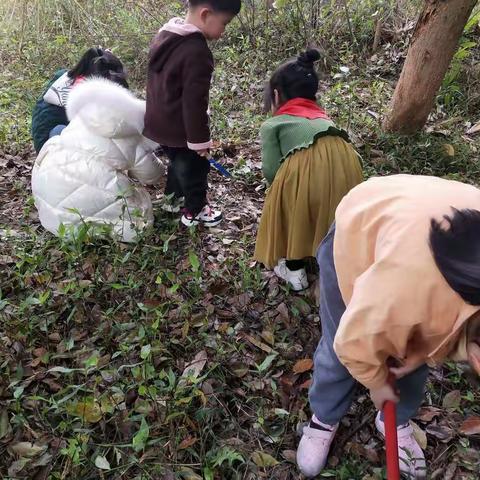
[383,0,478,134]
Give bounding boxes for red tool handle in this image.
[384,400,400,480]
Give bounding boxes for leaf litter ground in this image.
[1,142,479,479]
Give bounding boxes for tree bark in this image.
[383,0,478,134]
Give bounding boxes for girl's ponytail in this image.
[297,49,321,70]
[267,48,321,107]
[68,47,103,79]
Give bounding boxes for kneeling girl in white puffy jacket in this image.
[32,78,164,242]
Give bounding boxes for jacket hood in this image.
[161,17,202,36]
[66,77,146,138]
[149,18,205,73]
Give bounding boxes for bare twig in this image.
[373,17,383,52]
[341,0,357,47]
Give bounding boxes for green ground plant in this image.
[1,1,479,479]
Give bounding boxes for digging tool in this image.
[209,158,232,178]
[384,373,400,480]
[384,400,400,480]
[153,149,232,178]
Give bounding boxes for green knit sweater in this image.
[260,114,350,184]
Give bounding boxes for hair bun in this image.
[297,49,321,69]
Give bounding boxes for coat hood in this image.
[161,17,202,36]
[66,77,146,138]
[149,18,205,73]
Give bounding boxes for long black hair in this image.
[430,208,480,305]
[68,47,128,88]
[265,48,321,111]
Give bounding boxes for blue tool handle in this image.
[209,158,232,178]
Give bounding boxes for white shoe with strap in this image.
[375,412,427,479]
[297,416,338,478]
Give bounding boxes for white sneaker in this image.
[375,412,426,479]
[274,259,308,291]
[160,195,185,213]
[181,205,222,227]
[297,417,338,478]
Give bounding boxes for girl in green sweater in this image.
[254,49,363,290]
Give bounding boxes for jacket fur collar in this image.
[66,78,146,139]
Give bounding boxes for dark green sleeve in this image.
[31,69,69,153]
[260,121,283,184]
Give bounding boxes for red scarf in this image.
[275,98,330,120]
[73,76,86,86]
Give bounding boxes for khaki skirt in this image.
[254,135,363,269]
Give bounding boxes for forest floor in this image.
[1,2,480,479]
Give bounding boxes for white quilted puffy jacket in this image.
[32,78,164,242]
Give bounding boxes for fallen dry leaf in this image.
[442,389,461,409]
[240,332,273,353]
[95,455,111,470]
[442,144,455,157]
[251,450,279,467]
[48,332,61,343]
[459,416,480,436]
[178,467,203,479]
[0,409,12,440]
[230,292,250,308]
[260,329,274,345]
[411,420,428,449]
[292,297,311,316]
[8,441,47,458]
[346,441,379,463]
[68,399,103,423]
[426,423,454,443]
[33,347,47,357]
[292,358,313,374]
[276,302,290,324]
[29,357,43,368]
[279,373,298,395]
[281,449,296,463]
[42,378,62,393]
[178,436,198,450]
[415,406,442,422]
[298,378,312,390]
[179,350,208,386]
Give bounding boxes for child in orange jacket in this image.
[297,175,480,479]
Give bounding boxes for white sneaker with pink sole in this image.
[296,416,338,478]
[375,412,427,479]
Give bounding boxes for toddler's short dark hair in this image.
[188,0,241,15]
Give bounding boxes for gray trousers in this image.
[309,224,429,426]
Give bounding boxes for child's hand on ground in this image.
[369,382,399,410]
